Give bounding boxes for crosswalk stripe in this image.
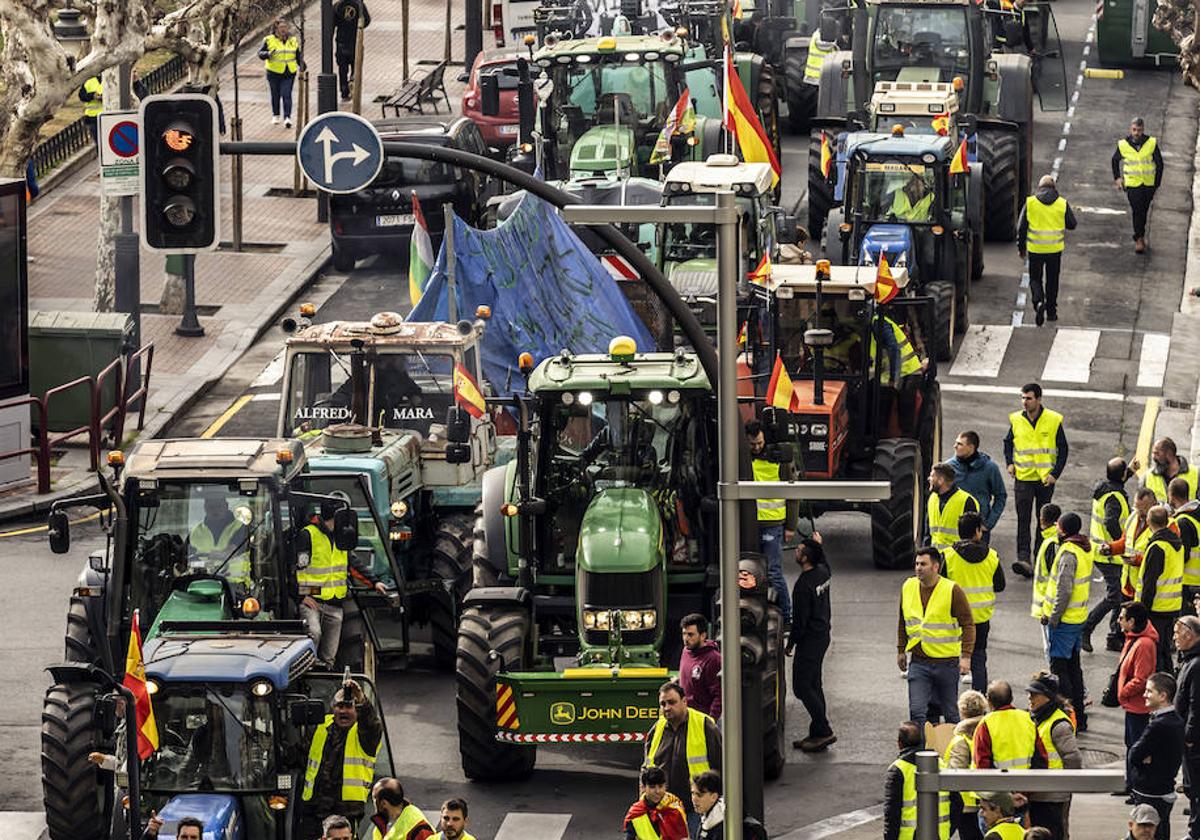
[0,812,45,840]
[950,325,1013,378]
[1041,328,1100,383]
[250,349,286,388]
[494,812,572,840]
[1136,332,1170,390]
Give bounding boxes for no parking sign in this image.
[98,111,140,196]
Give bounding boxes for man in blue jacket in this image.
[948,431,1007,546]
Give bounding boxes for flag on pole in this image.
[737,322,747,347]
[123,610,159,760]
[723,48,782,186]
[746,252,772,285]
[408,192,435,307]
[650,88,696,164]
[949,137,969,174]
[874,253,899,304]
[765,353,799,411]
[453,363,487,419]
[820,132,834,179]
[732,0,744,19]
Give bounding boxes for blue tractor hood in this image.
[156,793,242,839]
[859,224,913,270]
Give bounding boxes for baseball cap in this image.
[1026,674,1060,698]
[1130,803,1161,826]
[977,791,1015,815]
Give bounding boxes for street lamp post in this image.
[317,0,336,222]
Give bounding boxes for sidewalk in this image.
[0,0,476,521]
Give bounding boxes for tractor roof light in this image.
[891,124,905,136]
[276,448,294,465]
[523,33,537,46]
[501,502,519,517]
[518,351,535,372]
[107,450,125,468]
[609,335,637,361]
[476,304,492,320]
[241,597,261,618]
[299,302,316,317]
[952,76,965,91]
[931,225,945,236]
[268,795,289,811]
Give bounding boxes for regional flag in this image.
[765,353,799,411]
[651,88,696,164]
[122,610,159,760]
[746,252,771,285]
[820,132,834,179]
[453,363,487,419]
[874,253,899,304]
[949,137,969,174]
[408,191,435,308]
[723,48,782,187]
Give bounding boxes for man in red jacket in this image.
[1117,601,1160,796]
[679,614,722,720]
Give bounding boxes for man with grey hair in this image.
[322,814,354,840]
[1113,116,1163,253]
[1018,173,1077,326]
[1174,615,1200,840]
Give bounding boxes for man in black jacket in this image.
[332,0,371,101]
[1130,672,1184,839]
[1174,616,1200,840]
[1112,116,1164,253]
[1139,506,1184,670]
[1085,458,1135,652]
[942,511,1006,691]
[787,535,834,752]
[883,722,925,840]
[1017,174,1078,324]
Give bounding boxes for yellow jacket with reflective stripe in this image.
[1118,136,1158,188]
[1031,526,1058,618]
[944,544,1000,623]
[264,34,300,73]
[976,707,1036,770]
[927,488,976,548]
[1043,541,1092,624]
[1091,490,1129,565]
[890,189,934,222]
[83,76,103,118]
[303,714,379,803]
[298,523,349,600]
[751,457,786,522]
[1035,707,1073,770]
[372,803,435,840]
[985,821,1026,840]
[1008,408,1063,482]
[901,576,961,658]
[1121,513,1153,595]
[647,707,714,778]
[1175,507,1200,586]
[1136,532,1184,613]
[891,756,950,840]
[805,38,836,83]
[871,315,922,380]
[1145,463,1199,503]
[189,517,250,583]
[1025,195,1067,254]
[942,732,976,809]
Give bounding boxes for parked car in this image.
[460,49,541,151]
[329,117,498,272]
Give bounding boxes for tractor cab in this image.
[869,80,965,136]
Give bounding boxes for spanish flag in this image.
[930,112,950,136]
[874,254,899,304]
[747,252,771,284]
[737,322,747,347]
[122,610,159,760]
[765,353,799,412]
[453,363,487,419]
[732,0,743,19]
[723,48,782,187]
[820,132,834,179]
[949,137,969,174]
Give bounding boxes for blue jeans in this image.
[267,70,295,118]
[760,525,792,622]
[906,658,961,737]
[1125,711,1149,790]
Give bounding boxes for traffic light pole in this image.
[175,254,204,337]
[317,0,336,223]
[115,63,141,356]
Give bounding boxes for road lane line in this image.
[494,813,572,840]
[251,392,282,401]
[773,804,886,840]
[0,510,100,539]
[250,349,286,388]
[201,394,254,439]
[940,383,1128,402]
[1135,397,1161,478]
[1135,333,1171,389]
[1041,328,1101,383]
[950,325,1013,378]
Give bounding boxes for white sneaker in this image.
[271,115,280,125]
[284,118,293,128]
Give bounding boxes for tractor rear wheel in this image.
[762,606,788,780]
[756,65,781,188]
[784,56,816,133]
[42,682,106,840]
[65,595,99,665]
[870,439,922,571]
[926,280,955,362]
[429,513,475,672]
[456,605,536,780]
[978,130,1020,242]
[808,129,836,241]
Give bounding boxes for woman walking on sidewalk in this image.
[260,19,303,127]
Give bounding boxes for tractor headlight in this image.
[145,678,160,696]
[582,609,611,630]
[647,390,664,405]
[619,609,656,630]
[390,500,408,518]
[251,679,274,697]
[577,391,594,407]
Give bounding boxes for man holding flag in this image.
[1017,174,1078,326]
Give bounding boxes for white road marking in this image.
[1136,332,1171,389]
[1076,241,1123,248]
[773,804,887,840]
[1073,205,1126,215]
[1041,329,1102,383]
[940,382,1128,402]
[949,325,1013,378]
[250,392,281,402]
[1062,121,1072,135]
[1016,290,1027,307]
[0,813,45,840]
[494,813,573,840]
[1058,138,1067,152]
[1011,310,1025,327]
[250,349,286,388]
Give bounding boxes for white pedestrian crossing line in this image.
[250,349,286,388]
[1041,328,1101,383]
[494,812,572,840]
[1136,332,1171,389]
[950,325,1013,378]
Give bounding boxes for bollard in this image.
[232,116,244,251]
[914,750,941,840]
[1084,67,1124,79]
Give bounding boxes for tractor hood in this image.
[144,634,317,690]
[146,579,235,641]
[569,125,636,178]
[666,257,718,298]
[576,488,663,574]
[155,794,238,839]
[859,224,913,270]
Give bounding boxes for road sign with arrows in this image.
[296,111,383,194]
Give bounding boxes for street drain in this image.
[1082,747,1121,766]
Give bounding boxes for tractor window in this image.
[856,161,936,224]
[285,350,355,434]
[374,351,455,434]
[873,112,947,136]
[661,193,761,263]
[774,296,869,378]
[557,58,668,122]
[871,5,970,81]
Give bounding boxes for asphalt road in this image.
[2,4,1194,835]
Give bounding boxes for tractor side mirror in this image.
[446,406,471,444]
[289,699,329,726]
[88,551,110,573]
[333,508,359,551]
[48,510,70,554]
[480,74,501,117]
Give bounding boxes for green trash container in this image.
[29,310,133,433]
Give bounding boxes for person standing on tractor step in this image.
[1084,458,1135,653]
[948,431,1008,546]
[927,462,979,549]
[1113,116,1163,253]
[369,778,435,840]
[787,535,835,752]
[898,546,975,737]
[1027,674,1082,840]
[259,19,303,127]
[300,679,384,839]
[678,614,722,720]
[333,0,371,102]
[1172,616,1200,840]
[1006,383,1068,579]
[883,721,952,840]
[1136,506,1183,670]
[943,511,1005,691]
[1042,513,1092,732]
[1170,477,1200,617]
[1138,436,1200,503]
[1017,174,1077,326]
[1129,672,1184,839]
[644,681,722,823]
[746,420,799,623]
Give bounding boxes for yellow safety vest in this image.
[631,814,664,840]
[83,76,103,118]
[302,714,378,804]
[1031,526,1059,618]
[805,38,836,83]
[943,545,1000,623]
[871,316,923,381]
[1043,541,1092,625]
[1025,195,1067,254]
[1175,507,1200,586]
[1120,514,1152,595]
[986,821,1026,840]
[1035,707,1073,770]
[371,803,435,840]
[975,708,1035,770]
[298,523,349,600]
[1118,136,1158,188]
[1145,464,1199,503]
[927,488,976,548]
[891,757,951,840]
[901,576,962,658]
[1136,534,1183,613]
[890,189,934,222]
[751,457,786,523]
[1091,490,1130,565]
[264,34,300,74]
[189,518,250,584]
[646,707,714,779]
[1008,408,1064,482]
[942,732,976,809]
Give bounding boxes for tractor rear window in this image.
[872,5,970,80]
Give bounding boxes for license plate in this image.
[376,214,414,227]
[498,124,519,135]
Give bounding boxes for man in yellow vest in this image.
[804,17,839,90]
[746,420,799,623]
[1137,505,1184,670]
[943,511,1004,691]
[1112,116,1163,253]
[187,494,250,589]
[972,680,1036,771]
[1170,477,1200,617]
[1138,436,1199,503]
[1098,487,1158,602]
[300,679,384,838]
[321,815,354,840]
[644,681,722,827]
[369,778,435,840]
[1005,383,1068,579]
[926,463,979,549]
[977,791,1024,840]
[623,765,690,840]
[1083,458,1135,653]
[888,172,934,222]
[1026,674,1082,837]
[79,76,104,141]
[431,798,475,840]
[883,721,951,840]
[897,547,975,735]
[1032,503,1061,663]
[1017,174,1077,326]
[1041,512,1092,732]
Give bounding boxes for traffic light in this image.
[139,94,220,252]
[737,553,770,670]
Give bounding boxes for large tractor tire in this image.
[926,280,955,362]
[808,129,836,242]
[762,606,788,781]
[971,224,985,281]
[917,381,943,482]
[785,56,817,133]
[428,513,475,672]
[977,130,1020,242]
[65,595,100,665]
[42,682,106,840]
[756,65,782,191]
[870,439,923,571]
[456,605,536,781]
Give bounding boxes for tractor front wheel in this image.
[870,439,923,571]
[762,606,788,780]
[926,280,955,362]
[808,129,836,241]
[978,130,1020,242]
[42,681,107,840]
[428,513,475,671]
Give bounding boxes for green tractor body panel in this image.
[569,125,638,178]
[528,350,710,393]
[495,667,671,739]
[146,580,235,640]
[1096,0,1179,67]
[577,488,663,574]
[665,257,719,300]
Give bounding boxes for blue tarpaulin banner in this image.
[408,192,654,397]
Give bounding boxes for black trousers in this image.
[336,49,354,98]
[1127,186,1156,239]
[1084,562,1125,643]
[971,620,990,692]
[1028,252,1062,316]
[1150,611,1179,672]
[1184,754,1200,840]
[792,634,833,738]
[1014,479,1055,562]
[1028,800,1067,840]
[1050,647,1086,730]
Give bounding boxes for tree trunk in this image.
[93,66,121,312]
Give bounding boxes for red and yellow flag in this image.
[737,322,747,347]
[765,353,799,411]
[732,0,743,19]
[454,363,487,419]
[931,112,950,136]
[746,252,772,285]
[820,132,834,179]
[122,610,159,760]
[874,254,899,304]
[723,48,782,187]
[949,137,969,174]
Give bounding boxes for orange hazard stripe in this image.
[495,685,519,730]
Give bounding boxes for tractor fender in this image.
[992,53,1034,125]
[462,586,533,610]
[815,50,851,120]
[967,163,984,231]
[735,51,766,99]
[697,114,725,159]
[478,464,513,578]
[785,34,811,53]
